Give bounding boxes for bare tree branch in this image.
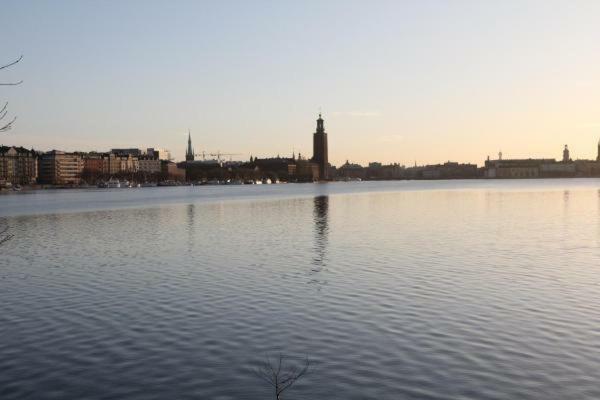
[0,103,8,120]
[0,81,23,86]
[0,116,17,132]
[253,354,310,400]
[0,55,22,71]
[1,56,22,132]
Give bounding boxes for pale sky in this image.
[2,0,600,166]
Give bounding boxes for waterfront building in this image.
[83,153,105,172]
[484,158,549,178]
[0,146,38,185]
[147,148,172,161]
[111,148,143,157]
[574,160,600,177]
[312,113,329,180]
[295,159,320,181]
[162,160,186,181]
[119,154,139,173]
[183,158,223,182]
[420,162,479,179]
[540,162,576,176]
[484,144,586,178]
[484,158,580,178]
[38,151,84,185]
[82,152,108,182]
[106,153,121,174]
[138,154,161,174]
[338,160,366,180]
[253,156,294,179]
[367,163,405,180]
[251,154,319,182]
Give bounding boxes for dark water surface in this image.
[1,180,600,399]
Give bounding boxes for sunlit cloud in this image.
[331,111,382,117]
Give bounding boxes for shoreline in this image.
[3,175,600,193]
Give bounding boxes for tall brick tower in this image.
[312,113,329,180]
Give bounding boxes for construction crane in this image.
[193,151,209,161]
[209,151,243,162]
[192,150,243,162]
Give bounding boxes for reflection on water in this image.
[186,203,195,253]
[2,181,600,400]
[309,195,329,287]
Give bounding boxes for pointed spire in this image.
[186,129,194,162]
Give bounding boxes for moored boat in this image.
[107,179,121,188]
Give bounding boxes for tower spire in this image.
[186,129,194,162]
[312,111,329,180]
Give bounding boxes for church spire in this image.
[186,129,194,162]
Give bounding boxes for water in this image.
[1,180,600,399]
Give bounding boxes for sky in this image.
[2,0,600,166]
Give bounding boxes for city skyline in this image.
[4,120,600,168]
[3,1,600,165]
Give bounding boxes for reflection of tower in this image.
[312,195,329,270]
[186,203,195,253]
[563,144,570,163]
[312,113,329,180]
[186,130,194,162]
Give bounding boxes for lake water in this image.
[1,180,600,399]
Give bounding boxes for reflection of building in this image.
[312,195,329,273]
[0,146,38,185]
[38,151,84,185]
[312,113,329,180]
